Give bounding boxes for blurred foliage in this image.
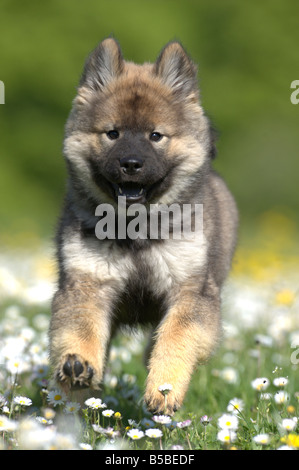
[0,0,299,246]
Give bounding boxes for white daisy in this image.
[0,415,18,432]
[17,418,55,450]
[36,416,53,425]
[31,363,49,379]
[217,429,237,444]
[280,418,296,432]
[273,377,289,387]
[152,415,172,425]
[84,397,107,409]
[220,367,239,384]
[79,443,93,450]
[251,377,270,391]
[127,428,144,440]
[102,409,115,418]
[104,427,120,439]
[64,401,81,414]
[277,445,295,450]
[13,396,32,407]
[158,383,173,394]
[145,428,163,438]
[6,357,31,375]
[42,408,56,420]
[177,419,192,428]
[218,413,239,430]
[253,433,270,445]
[274,391,290,404]
[259,393,273,400]
[47,389,67,407]
[128,419,138,427]
[227,398,245,414]
[92,424,106,434]
[254,334,273,347]
[200,415,212,426]
[141,418,155,428]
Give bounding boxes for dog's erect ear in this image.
[80,38,124,90]
[154,42,198,98]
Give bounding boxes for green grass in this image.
[0,273,299,450]
[0,229,299,450]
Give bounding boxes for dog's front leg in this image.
[144,285,221,415]
[49,273,114,392]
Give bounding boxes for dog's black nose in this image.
[120,156,143,175]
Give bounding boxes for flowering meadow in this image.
[1,212,299,450]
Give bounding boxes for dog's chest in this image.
[139,237,208,295]
[63,231,207,297]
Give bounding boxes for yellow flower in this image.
[287,405,296,415]
[275,289,296,306]
[114,412,122,419]
[280,433,299,448]
[43,408,56,420]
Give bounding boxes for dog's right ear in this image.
[79,38,124,91]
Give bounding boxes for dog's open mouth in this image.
[111,183,147,203]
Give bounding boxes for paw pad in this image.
[57,354,94,390]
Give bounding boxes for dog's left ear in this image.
[155,42,198,98]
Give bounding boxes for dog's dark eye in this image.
[150,132,163,142]
[106,130,119,140]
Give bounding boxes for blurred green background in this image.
[1,0,299,248]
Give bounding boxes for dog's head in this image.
[64,38,215,208]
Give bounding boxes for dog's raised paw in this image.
[144,387,180,416]
[56,353,95,391]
